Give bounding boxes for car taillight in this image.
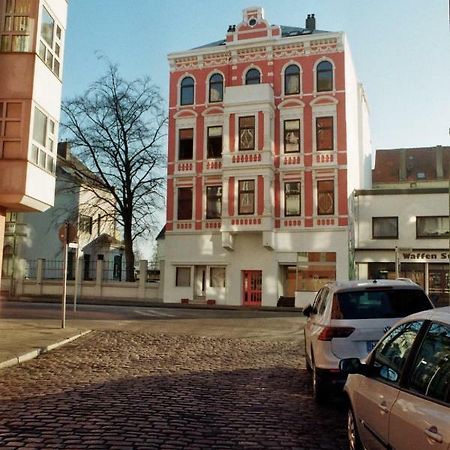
[318,326,355,341]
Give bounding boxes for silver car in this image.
[340,306,450,450]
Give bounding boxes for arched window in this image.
[284,64,300,95]
[209,73,223,102]
[180,76,194,105]
[317,61,333,92]
[245,68,261,85]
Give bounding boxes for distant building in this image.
[162,7,372,307]
[0,0,68,289]
[2,143,124,294]
[353,146,450,306]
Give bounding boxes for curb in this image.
[0,330,92,370]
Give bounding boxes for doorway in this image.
[195,265,206,299]
[242,270,262,306]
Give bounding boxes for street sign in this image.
[58,222,78,244]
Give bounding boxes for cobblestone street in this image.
[0,329,347,449]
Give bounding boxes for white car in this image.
[303,280,434,402]
[341,306,450,450]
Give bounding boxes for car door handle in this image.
[424,426,443,444]
[378,401,389,414]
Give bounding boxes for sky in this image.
[61,1,450,256]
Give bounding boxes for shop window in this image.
[0,0,31,52]
[416,216,449,239]
[283,252,336,295]
[180,76,194,105]
[245,68,261,85]
[210,267,226,288]
[317,180,334,215]
[207,126,222,158]
[176,267,191,287]
[209,73,223,103]
[284,64,300,95]
[284,119,300,153]
[177,187,193,220]
[317,60,333,92]
[238,180,255,215]
[239,116,255,151]
[206,185,222,219]
[373,217,398,239]
[285,182,301,216]
[316,116,333,151]
[178,128,193,160]
[38,6,62,77]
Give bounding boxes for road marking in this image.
[133,309,175,318]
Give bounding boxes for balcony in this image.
[221,215,273,233]
[224,83,274,107]
[222,149,274,169]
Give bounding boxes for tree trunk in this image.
[123,221,135,282]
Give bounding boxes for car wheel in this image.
[312,356,327,403]
[347,408,363,450]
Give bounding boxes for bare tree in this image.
[61,63,166,281]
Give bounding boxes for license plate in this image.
[366,341,378,352]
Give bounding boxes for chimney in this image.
[57,141,71,159]
[305,13,316,31]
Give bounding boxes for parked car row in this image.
[303,279,450,450]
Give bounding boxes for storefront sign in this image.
[401,251,449,262]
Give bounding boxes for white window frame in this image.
[30,105,57,174]
[281,61,303,97]
[279,106,304,154]
[175,116,196,162]
[313,57,336,94]
[311,103,337,154]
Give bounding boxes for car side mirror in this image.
[339,358,365,374]
[303,304,317,317]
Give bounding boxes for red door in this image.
[242,270,262,306]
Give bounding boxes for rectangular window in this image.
[316,116,333,151]
[31,107,56,173]
[238,180,255,215]
[0,0,31,53]
[285,182,301,216]
[33,107,47,146]
[210,267,226,288]
[178,128,193,160]
[317,180,334,215]
[37,5,62,77]
[239,116,255,151]
[207,126,222,158]
[206,185,222,219]
[79,215,93,234]
[177,187,193,220]
[284,119,300,153]
[176,267,191,287]
[373,217,399,239]
[40,7,54,46]
[416,216,449,239]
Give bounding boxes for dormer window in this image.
[245,68,261,85]
[180,76,194,105]
[284,64,300,95]
[209,73,223,103]
[317,61,333,92]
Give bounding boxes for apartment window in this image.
[31,107,56,174]
[416,216,449,239]
[316,116,333,151]
[206,186,222,219]
[285,182,301,216]
[176,267,191,287]
[207,126,222,158]
[177,187,193,220]
[245,68,260,85]
[0,101,22,159]
[373,217,398,239]
[238,180,255,215]
[38,6,62,77]
[0,0,31,53]
[209,73,223,103]
[180,76,194,105]
[178,128,193,160]
[210,267,226,288]
[79,215,93,234]
[284,64,300,95]
[317,60,333,92]
[317,180,334,215]
[239,116,255,151]
[284,119,300,153]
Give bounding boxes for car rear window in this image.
[331,289,432,319]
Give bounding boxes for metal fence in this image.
[24,260,37,279]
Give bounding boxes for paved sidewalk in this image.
[0,319,90,369]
